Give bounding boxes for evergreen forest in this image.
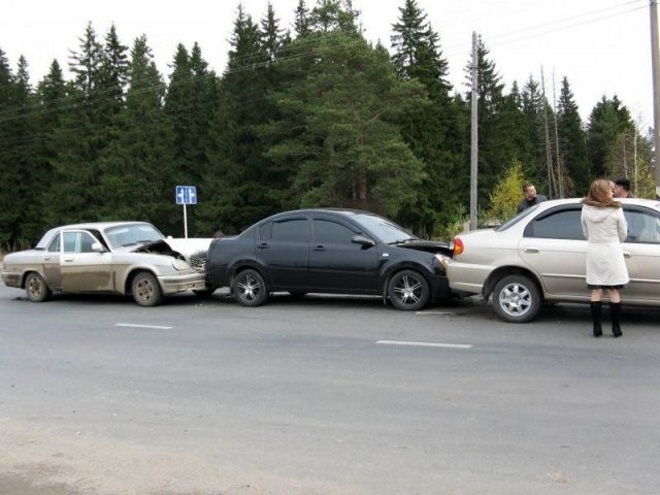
[0,0,655,251]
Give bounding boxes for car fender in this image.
[227,259,267,287]
[483,265,544,301]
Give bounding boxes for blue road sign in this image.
[175,185,197,205]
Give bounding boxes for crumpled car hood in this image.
[132,238,214,271]
[398,239,453,256]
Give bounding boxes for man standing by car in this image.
[516,183,547,213]
[613,177,634,198]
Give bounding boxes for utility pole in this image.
[651,0,660,196]
[541,68,555,198]
[470,32,479,231]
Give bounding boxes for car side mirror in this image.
[351,235,375,248]
[92,242,106,253]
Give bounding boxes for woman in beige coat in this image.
[581,179,629,337]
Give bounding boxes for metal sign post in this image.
[175,185,197,238]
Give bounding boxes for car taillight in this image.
[453,237,464,256]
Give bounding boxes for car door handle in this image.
[313,245,326,251]
[63,257,74,262]
[523,247,540,254]
[623,251,632,258]
[257,242,269,250]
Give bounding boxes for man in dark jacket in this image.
[516,183,547,213]
[613,177,634,198]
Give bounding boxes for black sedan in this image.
[205,208,453,310]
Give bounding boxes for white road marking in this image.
[376,340,472,349]
[115,323,173,330]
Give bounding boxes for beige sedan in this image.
[1,221,214,306]
[447,198,660,322]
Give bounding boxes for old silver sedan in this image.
[447,198,660,322]
[1,221,213,306]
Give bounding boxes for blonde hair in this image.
[585,179,620,207]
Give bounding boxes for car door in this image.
[621,206,660,302]
[42,232,64,289]
[60,230,114,293]
[307,217,381,292]
[518,206,588,299]
[256,216,309,290]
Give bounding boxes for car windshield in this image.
[495,204,540,232]
[104,223,165,248]
[353,213,416,244]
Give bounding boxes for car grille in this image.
[188,252,207,272]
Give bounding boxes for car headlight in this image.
[171,259,191,271]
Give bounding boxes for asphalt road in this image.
[1,284,659,495]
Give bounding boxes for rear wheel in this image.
[232,269,268,307]
[131,271,164,307]
[492,274,541,323]
[24,272,52,302]
[387,270,430,311]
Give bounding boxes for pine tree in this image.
[46,22,124,223]
[200,5,277,232]
[293,0,311,38]
[96,35,180,233]
[261,4,427,218]
[0,51,37,247]
[586,95,634,178]
[389,0,461,236]
[556,77,589,195]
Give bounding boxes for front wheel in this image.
[387,270,430,311]
[25,272,52,302]
[131,271,164,307]
[232,269,268,307]
[492,274,541,323]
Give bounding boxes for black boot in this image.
[610,302,623,338]
[590,301,602,337]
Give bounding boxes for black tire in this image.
[232,269,268,307]
[24,272,52,302]
[387,269,430,311]
[131,271,164,307]
[492,274,541,323]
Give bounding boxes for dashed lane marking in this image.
[115,323,173,330]
[376,340,472,349]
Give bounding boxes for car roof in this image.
[55,221,154,230]
[35,221,158,249]
[260,208,379,222]
[534,197,660,211]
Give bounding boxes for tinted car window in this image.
[313,219,358,243]
[271,219,308,242]
[496,204,540,232]
[352,213,413,244]
[625,208,660,244]
[524,208,585,240]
